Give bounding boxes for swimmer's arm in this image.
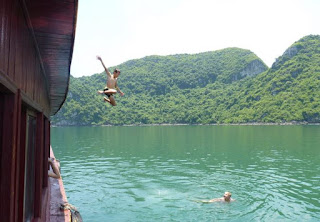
[192,200,209,203]
[199,200,212,203]
[115,82,124,96]
[208,198,222,203]
[48,158,61,179]
[194,199,217,203]
[97,56,111,77]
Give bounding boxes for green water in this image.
[51,125,320,222]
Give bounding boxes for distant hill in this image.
[52,35,320,125]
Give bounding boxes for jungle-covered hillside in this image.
[52,35,320,125]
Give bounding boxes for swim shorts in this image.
[103,87,112,98]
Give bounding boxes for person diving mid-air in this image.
[97,55,124,106]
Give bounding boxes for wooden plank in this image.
[31,48,36,101]
[0,0,4,70]
[5,0,14,75]
[34,112,44,218]
[17,107,27,222]
[40,187,49,222]
[20,18,27,93]
[13,4,24,88]
[25,33,34,100]
[8,0,17,79]
[39,64,44,104]
[32,21,74,35]
[34,62,39,103]
[13,89,21,222]
[38,39,72,51]
[27,1,75,21]
[0,0,10,75]
[0,0,6,73]
[36,31,72,40]
[24,112,36,222]
[43,118,50,188]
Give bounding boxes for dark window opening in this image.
[0,85,11,188]
[24,115,36,222]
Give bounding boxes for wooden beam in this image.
[17,107,27,222]
[0,69,18,94]
[43,118,50,188]
[34,112,44,218]
[13,90,21,222]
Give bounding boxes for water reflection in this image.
[52,125,320,221]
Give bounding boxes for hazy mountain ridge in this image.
[52,35,320,125]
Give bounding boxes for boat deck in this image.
[49,148,71,222]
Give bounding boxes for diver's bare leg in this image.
[104,97,112,105]
[104,89,117,95]
[109,96,116,106]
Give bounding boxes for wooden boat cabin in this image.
[0,0,78,221]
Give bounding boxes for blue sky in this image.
[70,0,320,77]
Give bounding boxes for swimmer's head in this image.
[113,68,121,77]
[223,192,232,201]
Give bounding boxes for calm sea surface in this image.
[51,125,320,222]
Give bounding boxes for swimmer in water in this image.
[197,192,235,203]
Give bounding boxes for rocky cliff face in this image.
[283,45,299,58]
[232,59,268,81]
[272,45,300,69]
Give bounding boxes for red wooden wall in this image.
[0,0,50,116]
[1,0,77,221]
[0,90,51,222]
[0,0,74,221]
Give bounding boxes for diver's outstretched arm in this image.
[97,56,111,77]
[115,82,124,96]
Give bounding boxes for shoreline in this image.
[51,122,320,127]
